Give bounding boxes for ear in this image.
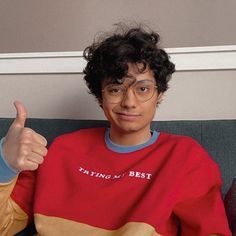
[98,98,103,108]
[156,92,164,106]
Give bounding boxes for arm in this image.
[0,178,28,235]
[173,159,231,236]
[0,101,47,235]
[174,186,231,236]
[0,140,29,235]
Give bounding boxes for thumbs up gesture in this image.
[2,101,48,172]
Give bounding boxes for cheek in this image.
[144,101,158,118]
[147,106,157,118]
[102,102,116,118]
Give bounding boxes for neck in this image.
[109,127,152,146]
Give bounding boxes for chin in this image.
[115,122,147,134]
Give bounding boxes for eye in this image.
[107,86,123,95]
[136,85,150,93]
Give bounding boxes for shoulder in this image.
[42,127,106,166]
[159,132,198,144]
[158,132,219,168]
[158,132,203,151]
[159,133,223,196]
[50,127,106,147]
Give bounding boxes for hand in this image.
[2,101,48,172]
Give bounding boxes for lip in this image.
[116,112,141,121]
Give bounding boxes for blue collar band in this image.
[105,128,159,153]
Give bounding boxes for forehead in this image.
[126,63,155,82]
[102,63,155,87]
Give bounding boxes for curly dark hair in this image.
[83,24,175,100]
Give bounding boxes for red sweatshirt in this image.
[1,128,231,235]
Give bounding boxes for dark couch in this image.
[0,118,235,235]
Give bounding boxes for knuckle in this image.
[29,163,39,171]
[36,134,48,146]
[38,157,44,164]
[43,139,48,147]
[17,158,26,170]
[23,127,33,134]
[42,147,48,156]
[19,135,31,145]
[21,160,38,171]
[32,154,44,165]
[19,144,29,156]
[22,128,34,139]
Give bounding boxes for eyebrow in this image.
[126,74,135,79]
[125,74,155,82]
[103,76,155,88]
[136,79,155,83]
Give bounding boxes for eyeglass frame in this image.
[101,79,158,104]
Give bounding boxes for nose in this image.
[120,88,137,108]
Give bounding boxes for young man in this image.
[0,25,231,235]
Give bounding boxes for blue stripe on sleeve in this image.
[0,138,18,183]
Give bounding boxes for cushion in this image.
[224,177,236,234]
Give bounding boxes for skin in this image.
[3,101,48,172]
[101,63,163,146]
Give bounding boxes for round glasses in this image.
[102,80,158,104]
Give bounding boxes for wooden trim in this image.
[0,45,236,74]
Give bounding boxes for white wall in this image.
[158,70,236,120]
[0,0,236,53]
[0,67,235,121]
[0,1,235,121]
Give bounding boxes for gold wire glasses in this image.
[102,80,158,104]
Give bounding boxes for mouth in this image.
[116,112,141,121]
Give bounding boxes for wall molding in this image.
[0,45,236,74]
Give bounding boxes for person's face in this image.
[100,63,163,135]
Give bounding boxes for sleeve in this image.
[173,145,231,236]
[0,138,36,235]
[0,137,19,183]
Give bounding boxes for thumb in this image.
[11,101,28,128]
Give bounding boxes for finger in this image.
[31,143,48,157]
[22,160,40,171]
[27,152,45,165]
[11,101,28,128]
[32,132,48,147]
